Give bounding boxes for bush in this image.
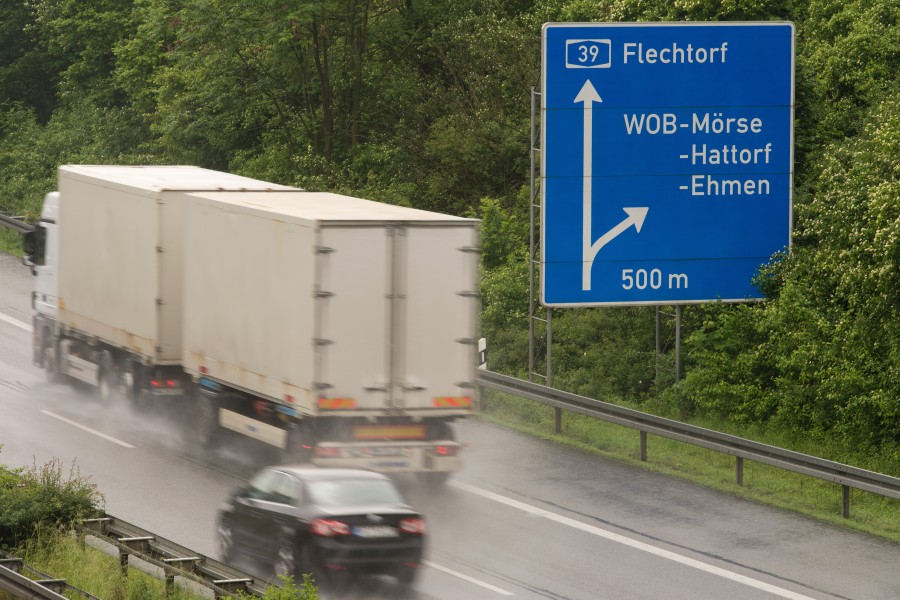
[0,452,104,549]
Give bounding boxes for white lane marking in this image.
[0,312,31,332]
[41,410,136,449]
[451,480,819,600]
[424,560,514,596]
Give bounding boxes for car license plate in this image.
[352,525,399,538]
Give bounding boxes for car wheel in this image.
[395,564,420,586]
[216,518,235,562]
[273,540,298,579]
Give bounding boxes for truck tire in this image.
[282,424,314,464]
[43,340,61,384]
[97,351,118,405]
[419,471,451,487]
[196,394,220,449]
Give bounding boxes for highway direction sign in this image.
[541,22,794,306]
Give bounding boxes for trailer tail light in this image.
[432,396,472,408]
[317,397,357,409]
[399,517,426,535]
[435,444,459,457]
[310,519,350,537]
[150,379,178,388]
[315,446,341,458]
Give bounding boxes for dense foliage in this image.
[0,0,896,465]
[0,453,103,548]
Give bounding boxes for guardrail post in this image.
[640,431,647,461]
[119,550,129,576]
[736,457,744,486]
[842,485,850,518]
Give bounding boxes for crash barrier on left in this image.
[0,550,96,600]
[0,514,272,599]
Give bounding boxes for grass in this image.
[480,391,900,543]
[0,229,21,255]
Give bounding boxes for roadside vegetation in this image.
[0,453,318,599]
[0,0,897,530]
[481,392,900,543]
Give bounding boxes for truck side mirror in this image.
[22,227,46,268]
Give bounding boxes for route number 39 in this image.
[565,39,611,69]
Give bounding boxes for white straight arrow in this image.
[575,80,602,290]
[575,80,649,291]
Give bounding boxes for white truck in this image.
[24,165,480,483]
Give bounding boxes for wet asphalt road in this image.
[1,251,898,600]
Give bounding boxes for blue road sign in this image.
[541,22,794,306]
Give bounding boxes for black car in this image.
[216,467,426,586]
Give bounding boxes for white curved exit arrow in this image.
[584,207,649,290]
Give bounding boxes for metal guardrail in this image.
[476,369,900,517]
[0,552,97,599]
[81,515,271,598]
[0,213,34,235]
[0,515,274,599]
[0,514,286,599]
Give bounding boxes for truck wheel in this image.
[282,425,314,464]
[419,471,451,488]
[43,341,61,384]
[97,351,119,405]
[196,394,220,449]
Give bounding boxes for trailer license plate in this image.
[365,447,408,456]
[152,388,182,396]
[352,525,399,539]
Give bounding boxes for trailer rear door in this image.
[316,226,392,410]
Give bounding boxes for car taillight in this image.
[310,519,350,537]
[434,444,459,457]
[315,446,340,458]
[399,517,426,535]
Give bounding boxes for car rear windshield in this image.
[307,479,405,507]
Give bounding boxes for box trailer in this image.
[25,166,480,482]
[182,191,480,479]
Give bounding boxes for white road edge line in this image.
[41,410,136,449]
[424,560,514,596]
[451,480,819,600]
[0,312,31,332]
